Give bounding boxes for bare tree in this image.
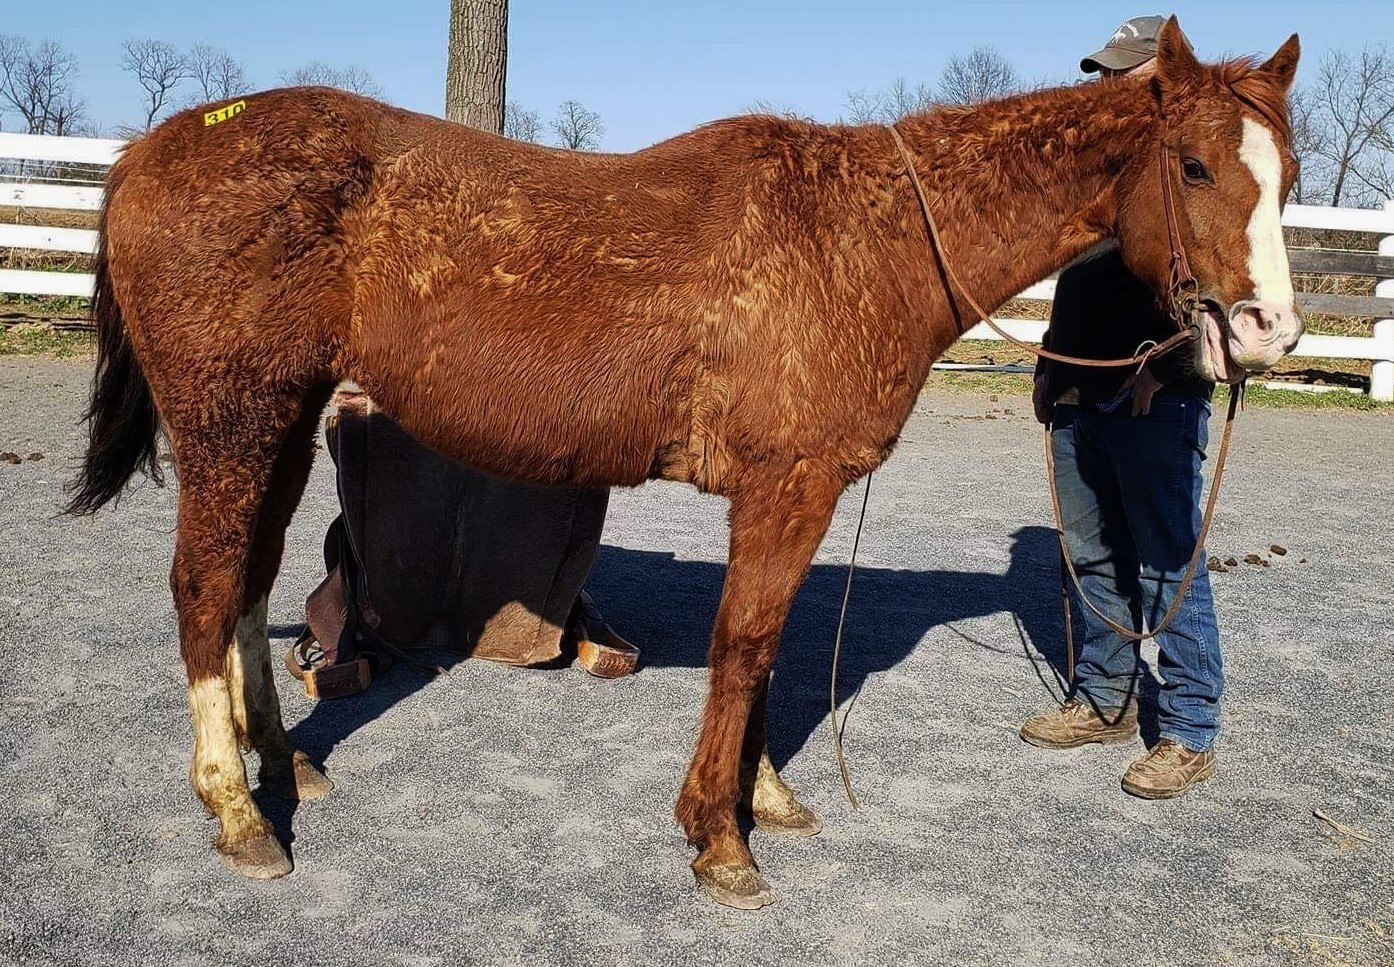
[551,99,603,150]
[843,77,935,123]
[0,35,86,134]
[1290,46,1394,207]
[1355,151,1394,205]
[281,62,385,100]
[446,0,508,133]
[936,45,1019,105]
[842,89,883,124]
[44,91,86,136]
[187,44,251,103]
[503,101,543,142]
[121,39,189,130]
[1287,86,1331,205]
[885,77,938,117]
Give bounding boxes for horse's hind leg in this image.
[676,463,842,909]
[226,385,334,803]
[171,389,318,879]
[742,677,822,836]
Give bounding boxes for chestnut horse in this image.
[69,19,1301,908]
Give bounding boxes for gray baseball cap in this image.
[1081,15,1165,73]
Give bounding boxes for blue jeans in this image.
[1050,396,1223,752]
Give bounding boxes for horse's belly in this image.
[352,345,670,489]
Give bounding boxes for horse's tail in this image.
[65,183,163,516]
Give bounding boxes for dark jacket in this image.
[1037,244,1213,408]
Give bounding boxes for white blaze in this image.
[1237,117,1294,307]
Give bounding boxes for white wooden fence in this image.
[4,131,1394,400]
[1,132,120,300]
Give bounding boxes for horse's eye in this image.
[1182,157,1211,184]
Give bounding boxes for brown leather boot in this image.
[1019,698,1138,749]
[1121,740,1216,799]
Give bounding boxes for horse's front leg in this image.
[676,463,842,909]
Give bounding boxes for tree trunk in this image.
[445,0,508,133]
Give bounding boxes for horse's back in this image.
[337,110,769,488]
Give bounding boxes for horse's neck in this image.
[890,80,1158,338]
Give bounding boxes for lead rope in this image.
[829,472,872,809]
[1048,380,1244,673]
[885,124,1199,370]
[828,123,1236,803]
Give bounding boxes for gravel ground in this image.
[1,357,1391,967]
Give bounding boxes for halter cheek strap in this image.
[1157,113,1202,331]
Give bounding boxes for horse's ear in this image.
[1257,34,1301,92]
[1154,16,1203,95]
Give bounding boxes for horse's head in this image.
[1113,17,1302,383]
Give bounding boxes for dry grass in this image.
[1,205,98,276]
[0,205,98,230]
[0,323,93,357]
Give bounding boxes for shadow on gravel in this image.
[586,525,1158,766]
[279,524,1162,806]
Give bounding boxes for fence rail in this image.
[4,132,1394,400]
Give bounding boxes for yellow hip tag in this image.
[204,100,247,126]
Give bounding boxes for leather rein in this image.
[886,122,1204,365]
[884,117,1243,660]
[825,117,1243,808]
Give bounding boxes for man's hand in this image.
[1033,371,1052,424]
[1125,366,1164,416]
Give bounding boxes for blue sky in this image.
[4,1,1389,149]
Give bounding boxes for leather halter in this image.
[886,122,1200,369]
[1156,113,1202,333]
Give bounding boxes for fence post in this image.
[1372,198,1394,403]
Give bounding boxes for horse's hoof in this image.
[288,751,333,801]
[218,834,292,880]
[263,750,332,802]
[750,757,822,836]
[695,863,779,910]
[753,801,823,837]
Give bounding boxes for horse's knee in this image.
[709,629,782,692]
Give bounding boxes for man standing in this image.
[1019,16,1226,799]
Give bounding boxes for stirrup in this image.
[284,629,374,700]
[567,591,640,679]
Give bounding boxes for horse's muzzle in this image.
[1226,299,1304,370]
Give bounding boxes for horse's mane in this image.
[685,54,1293,169]
[1215,56,1293,139]
[910,55,1293,141]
